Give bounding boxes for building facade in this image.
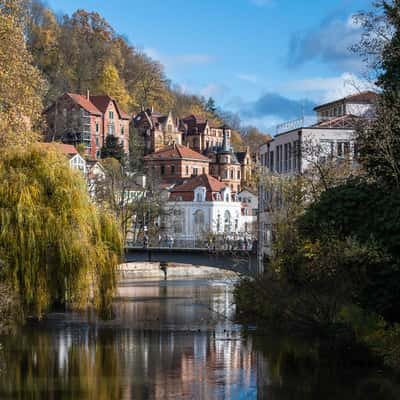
[144,145,210,184]
[257,91,377,269]
[44,93,130,159]
[133,109,182,155]
[165,174,243,243]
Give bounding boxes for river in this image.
[0,278,399,399]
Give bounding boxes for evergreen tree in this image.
[129,125,144,172]
[101,135,125,164]
[205,97,217,114]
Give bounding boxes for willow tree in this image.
[0,145,122,318]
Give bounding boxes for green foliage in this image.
[354,2,400,187]
[101,135,125,164]
[128,125,144,172]
[0,145,122,318]
[298,179,400,321]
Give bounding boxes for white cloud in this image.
[145,48,214,68]
[200,83,230,100]
[237,73,258,83]
[283,72,377,103]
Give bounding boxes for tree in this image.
[101,135,125,164]
[93,158,166,245]
[96,62,131,111]
[354,1,400,188]
[0,145,122,318]
[0,0,46,146]
[205,97,217,114]
[129,125,144,172]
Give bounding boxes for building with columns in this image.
[165,174,243,243]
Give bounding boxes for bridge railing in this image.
[126,238,257,252]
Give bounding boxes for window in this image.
[96,122,99,133]
[230,170,234,179]
[161,165,165,175]
[193,167,198,176]
[202,167,206,174]
[186,165,189,176]
[171,165,175,174]
[270,151,274,171]
[224,210,231,233]
[95,136,99,147]
[121,125,124,135]
[216,193,221,201]
[237,170,241,180]
[176,196,183,201]
[109,111,114,119]
[194,210,205,235]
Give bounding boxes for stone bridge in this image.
[124,246,258,275]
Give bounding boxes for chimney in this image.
[86,89,90,100]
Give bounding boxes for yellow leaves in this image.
[96,62,131,111]
[0,2,46,147]
[0,146,122,318]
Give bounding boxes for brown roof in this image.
[313,114,359,128]
[314,91,378,111]
[144,145,210,162]
[171,174,227,194]
[38,142,79,158]
[67,93,102,116]
[90,95,130,120]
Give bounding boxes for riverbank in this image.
[119,261,239,280]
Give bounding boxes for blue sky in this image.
[47,0,374,132]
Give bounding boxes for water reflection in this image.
[0,279,399,399]
[0,279,257,399]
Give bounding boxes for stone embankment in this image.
[119,262,238,279]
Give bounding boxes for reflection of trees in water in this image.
[253,333,400,400]
[0,325,256,399]
[0,329,123,400]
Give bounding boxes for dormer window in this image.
[194,186,206,202]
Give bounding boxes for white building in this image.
[164,174,246,245]
[238,189,258,237]
[258,91,377,269]
[39,142,87,174]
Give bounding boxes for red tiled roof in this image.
[171,174,226,193]
[67,93,102,116]
[90,95,130,120]
[38,142,78,157]
[144,145,210,161]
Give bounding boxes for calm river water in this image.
[0,278,399,399]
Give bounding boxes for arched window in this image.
[224,210,231,233]
[194,210,205,235]
[230,169,234,179]
[194,186,206,202]
[173,209,184,234]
